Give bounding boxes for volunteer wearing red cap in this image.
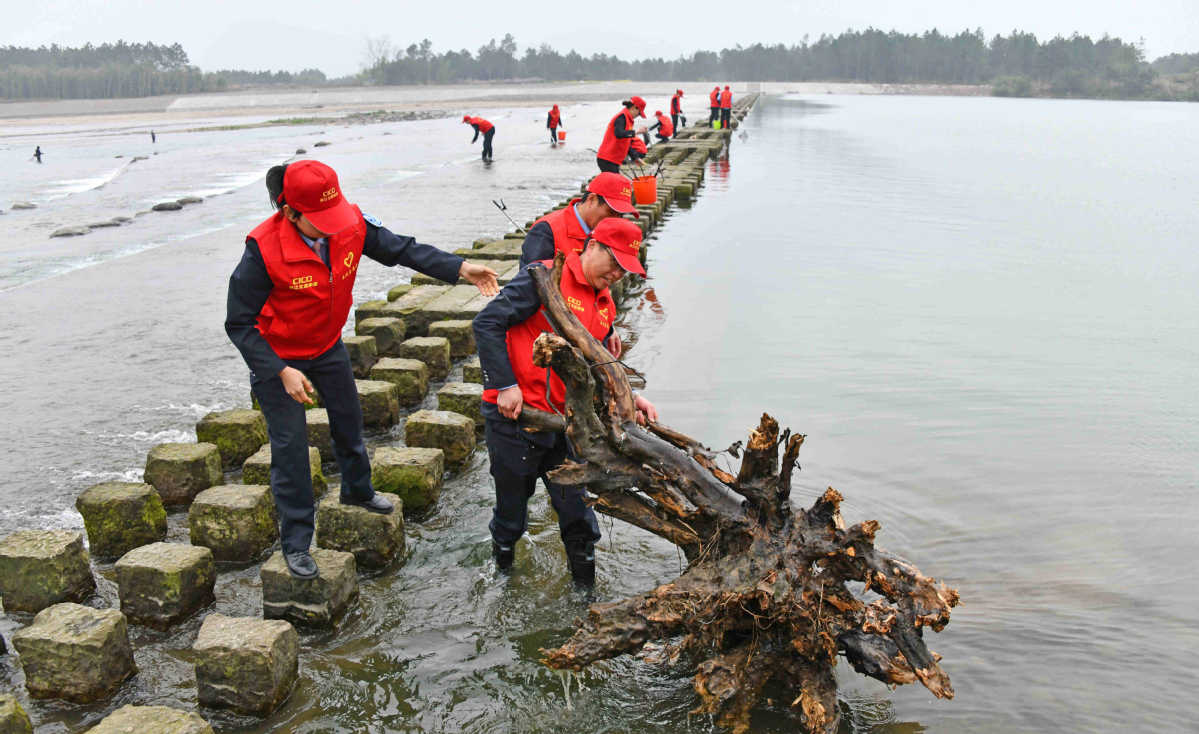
[709,86,720,126]
[720,86,733,129]
[546,104,562,145]
[463,115,495,161]
[225,160,500,579]
[473,218,658,586]
[649,110,674,143]
[596,96,648,173]
[670,89,685,137]
[627,134,649,163]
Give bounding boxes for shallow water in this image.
[2,89,1198,732]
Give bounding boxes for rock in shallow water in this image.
[151,201,182,211]
[0,530,95,613]
[115,542,214,628]
[371,447,444,514]
[143,442,222,506]
[315,492,404,568]
[195,409,268,469]
[86,704,213,734]
[192,614,298,716]
[405,410,476,467]
[0,694,32,734]
[260,548,358,627]
[188,485,278,563]
[50,226,90,238]
[11,603,136,703]
[75,481,167,559]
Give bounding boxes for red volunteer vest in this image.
[251,207,366,360]
[548,108,561,127]
[472,117,494,133]
[709,89,719,106]
[671,94,682,114]
[532,200,587,257]
[482,254,614,414]
[720,90,732,108]
[597,107,635,164]
[655,113,674,137]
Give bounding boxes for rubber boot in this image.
[564,540,595,587]
[492,541,514,572]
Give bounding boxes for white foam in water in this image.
[159,401,230,420]
[389,170,424,183]
[70,468,145,484]
[191,169,265,199]
[43,162,130,199]
[103,428,194,444]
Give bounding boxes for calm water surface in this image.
[1,90,1196,733]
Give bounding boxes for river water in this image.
[1,87,1197,733]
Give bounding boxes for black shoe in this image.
[565,541,595,587]
[284,551,318,579]
[340,493,394,514]
[492,541,514,572]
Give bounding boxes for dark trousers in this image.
[482,128,495,160]
[549,126,558,143]
[721,108,731,127]
[251,341,374,555]
[710,106,719,124]
[484,418,601,550]
[671,113,679,136]
[596,157,621,173]
[655,133,670,144]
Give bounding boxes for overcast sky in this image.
[4,0,1196,77]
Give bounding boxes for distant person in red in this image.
[709,86,720,125]
[650,110,674,143]
[547,104,563,145]
[596,96,648,173]
[463,115,495,161]
[627,135,648,164]
[670,89,684,137]
[720,86,733,129]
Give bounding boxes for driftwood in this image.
[518,255,959,734]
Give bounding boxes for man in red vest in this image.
[463,115,495,161]
[670,89,684,137]
[720,86,733,129]
[520,171,637,267]
[225,160,499,578]
[709,86,720,126]
[472,218,658,586]
[546,104,562,145]
[650,110,674,142]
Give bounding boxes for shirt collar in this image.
[571,203,591,236]
[297,230,328,253]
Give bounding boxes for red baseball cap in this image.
[630,96,647,117]
[282,160,358,234]
[587,172,639,217]
[462,115,471,123]
[591,218,645,276]
[677,89,683,95]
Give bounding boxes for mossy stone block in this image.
[428,320,476,358]
[404,410,476,467]
[188,485,278,563]
[386,283,414,302]
[356,317,406,356]
[462,355,483,384]
[114,542,214,629]
[144,442,222,506]
[0,530,95,613]
[306,409,333,462]
[314,493,404,569]
[368,357,428,406]
[398,336,451,381]
[192,614,298,716]
[75,482,167,559]
[195,409,268,470]
[354,299,389,323]
[260,548,358,627]
[86,705,213,734]
[0,695,32,734]
[371,447,444,514]
[355,379,400,428]
[437,382,483,435]
[343,335,378,378]
[243,445,326,497]
[11,603,136,703]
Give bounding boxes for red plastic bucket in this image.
[632,176,657,206]
[558,130,567,142]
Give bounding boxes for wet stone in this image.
[10,202,36,210]
[0,530,95,614]
[260,548,358,627]
[368,357,428,406]
[315,493,405,569]
[115,542,214,629]
[343,335,378,378]
[354,299,389,323]
[152,201,182,211]
[355,379,399,428]
[371,447,444,515]
[306,409,333,462]
[398,336,451,381]
[11,603,136,703]
[404,410,476,468]
[195,409,268,470]
[50,226,90,238]
[192,614,298,717]
[243,445,326,497]
[0,695,32,734]
[143,442,222,506]
[75,482,167,559]
[386,283,413,302]
[177,195,203,205]
[462,355,483,384]
[437,382,484,434]
[356,317,406,356]
[428,320,476,358]
[188,485,278,563]
[86,705,213,734]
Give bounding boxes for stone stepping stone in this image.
[355,379,399,428]
[188,485,278,563]
[428,320,476,358]
[144,442,222,506]
[404,410,476,468]
[386,283,413,302]
[11,603,136,703]
[356,317,406,356]
[75,481,167,559]
[368,357,428,406]
[0,694,32,734]
[437,382,483,435]
[115,542,214,629]
[243,444,326,497]
[315,493,404,569]
[415,287,490,336]
[0,530,95,613]
[354,299,389,323]
[386,285,452,335]
[86,705,213,734]
[306,409,333,462]
[195,409,268,470]
[260,548,358,627]
[343,335,378,378]
[152,201,182,211]
[371,447,444,515]
[462,355,483,384]
[398,336,451,381]
[192,614,298,716]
